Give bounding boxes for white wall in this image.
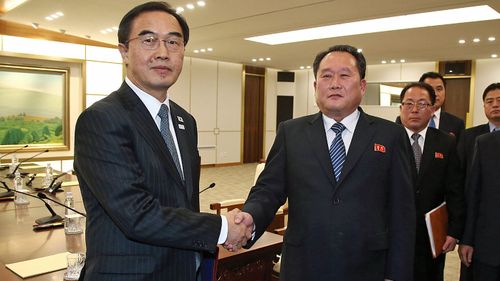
[171,58,243,165]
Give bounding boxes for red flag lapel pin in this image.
[374,143,386,153]
[435,152,444,159]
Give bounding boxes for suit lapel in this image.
[306,113,337,187]
[118,83,185,189]
[334,110,375,191]
[480,124,490,134]
[169,102,194,199]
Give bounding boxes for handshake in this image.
[223,209,254,252]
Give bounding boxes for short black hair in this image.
[400,82,436,105]
[419,72,446,88]
[118,1,189,46]
[482,82,500,101]
[312,45,366,79]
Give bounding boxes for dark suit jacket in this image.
[74,82,221,281]
[438,111,465,139]
[411,128,465,280]
[396,111,464,139]
[457,124,490,174]
[243,109,416,281]
[461,131,500,267]
[413,128,464,240]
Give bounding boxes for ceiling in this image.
[1,0,500,70]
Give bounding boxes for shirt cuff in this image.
[217,215,228,244]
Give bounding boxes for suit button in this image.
[333,198,341,205]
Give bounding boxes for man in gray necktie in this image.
[399,82,464,281]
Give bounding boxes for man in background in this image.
[459,131,500,281]
[458,82,500,281]
[234,45,415,281]
[74,2,250,280]
[399,82,464,281]
[396,72,465,138]
[419,72,465,138]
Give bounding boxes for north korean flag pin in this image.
[435,152,444,159]
[374,143,386,153]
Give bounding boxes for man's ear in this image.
[360,79,367,98]
[118,43,129,65]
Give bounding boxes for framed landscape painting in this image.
[0,64,69,153]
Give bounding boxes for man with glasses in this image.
[74,2,251,280]
[399,82,464,281]
[458,82,500,281]
[396,72,465,139]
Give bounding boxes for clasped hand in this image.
[223,209,254,252]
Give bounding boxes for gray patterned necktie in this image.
[411,133,422,172]
[329,123,346,182]
[158,104,184,180]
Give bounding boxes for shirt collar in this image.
[405,126,428,142]
[125,77,170,120]
[433,107,441,119]
[322,109,360,134]
[488,122,499,132]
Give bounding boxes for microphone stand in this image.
[38,192,87,217]
[0,145,28,170]
[0,180,63,224]
[25,173,37,187]
[46,170,72,193]
[6,149,49,178]
[199,182,216,194]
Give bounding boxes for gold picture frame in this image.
[0,64,70,153]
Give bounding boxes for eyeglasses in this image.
[126,34,184,52]
[401,101,431,111]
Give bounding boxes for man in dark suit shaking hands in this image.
[235,45,416,281]
[74,2,251,280]
[399,82,464,281]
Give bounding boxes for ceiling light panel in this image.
[246,5,500,45]
[45,11,64,21]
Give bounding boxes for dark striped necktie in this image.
[329,123,346,182]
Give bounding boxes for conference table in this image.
[0,164,283,280]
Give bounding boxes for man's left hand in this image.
[442,235,458,253]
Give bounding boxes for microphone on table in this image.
[0,145,28,170]
[6,149,49,178]
[199,182,216,194]
[0,180,63,224]
[25,173,37,187]
[46,169,73,194]
[37,192,86,217]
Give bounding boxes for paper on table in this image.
[5,252,69,278]
[62,181,79,187]
[19,165,44,170]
